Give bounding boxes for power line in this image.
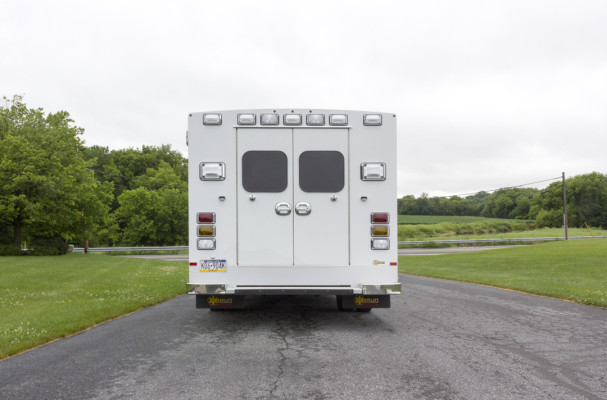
[448,176,561,198]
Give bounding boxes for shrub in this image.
[28,237,69,256]
[535,209,563,228]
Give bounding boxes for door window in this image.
[299,151,345,193]
[242,151,288,192]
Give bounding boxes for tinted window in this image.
[242,151,288,192]
[299,151,344,193]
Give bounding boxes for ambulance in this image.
[186,109,401,311]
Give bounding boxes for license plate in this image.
[200,259,227,271]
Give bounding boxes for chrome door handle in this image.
[275,202,292,216]
[295,202,312,216]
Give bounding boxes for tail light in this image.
[371,239,390,250]
[198,225,215,237]
[370,212,390,250]
[197,212,216,251]
[197,212,215,224]
[371,212,389,223]
[371,226,389,236]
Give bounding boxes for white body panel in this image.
[188,110,398,294]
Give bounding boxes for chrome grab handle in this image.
[275,202,292,216]
[295,202,312,216]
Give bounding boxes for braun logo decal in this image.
[354,296,380,305]
[373,260,386,265]
[207,296,233,306]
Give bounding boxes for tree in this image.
[114,162,187,246]
[0,95,112,249]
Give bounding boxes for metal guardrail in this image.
[398,236,607,246]
[72,246,188,253]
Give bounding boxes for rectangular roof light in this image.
[260,114,279,125]
[363,114,382,126]
[203,113,222,125]
[283,114,302,126]
[306,114,325,126]
[238,114,256,125]
[329,114,348,126]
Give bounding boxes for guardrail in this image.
[72,246,188,253]
[398,236,607,246]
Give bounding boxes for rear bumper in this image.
[186,283,401,296]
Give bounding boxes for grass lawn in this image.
[0,254,187,359]
[399,239,607,308]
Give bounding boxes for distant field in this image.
[398,215,526,224]
[0,254,187,359]
[399,239,607,308]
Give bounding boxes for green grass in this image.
[0,254,187,359]
[398,215,526,224]
[399,239,607,307]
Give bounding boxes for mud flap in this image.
[196,294,245,309]
[339,295,391,309]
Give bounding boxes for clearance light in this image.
[237,114,256,125]
[371,226,389,237]
[200,162,225,181]
[361,163,386,181]
[363,114,382,126]
[260,114,279,125]
[203,113,222,125]
[197,212,215,224]
[371,238,390,250]
[197,238,216,250]
[306,114,325,126]
[198,225,216,237]
[329,114,348,126]
[283,114,302,126]
[371,212,389,223]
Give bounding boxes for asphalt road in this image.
[1,275,606,399]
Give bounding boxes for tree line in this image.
[2,96,605,254]
[399,173,607,229]
[1,95,187,254]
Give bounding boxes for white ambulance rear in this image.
[186,109,401,311]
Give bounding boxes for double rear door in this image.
[237,128,349,267]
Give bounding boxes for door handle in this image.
[275,202,292,216]
[295,202,312,216]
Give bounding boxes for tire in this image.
[355,308,372,313]
[336,295,354,312]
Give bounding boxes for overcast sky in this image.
[1,0,606,197]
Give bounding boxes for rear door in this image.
[293,129,349,266]
[237,127,349,267]
[237,128,292,266]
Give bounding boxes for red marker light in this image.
[371,213,389,224]
[197,212,215,224]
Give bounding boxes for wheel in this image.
[336,295,354,312]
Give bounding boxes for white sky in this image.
[1,0,606,197]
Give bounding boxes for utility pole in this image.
[562,172,568,240]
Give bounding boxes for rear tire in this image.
[336,295,354,312]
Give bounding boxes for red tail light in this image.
[197,212,215,224]
[371,213,389,224]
